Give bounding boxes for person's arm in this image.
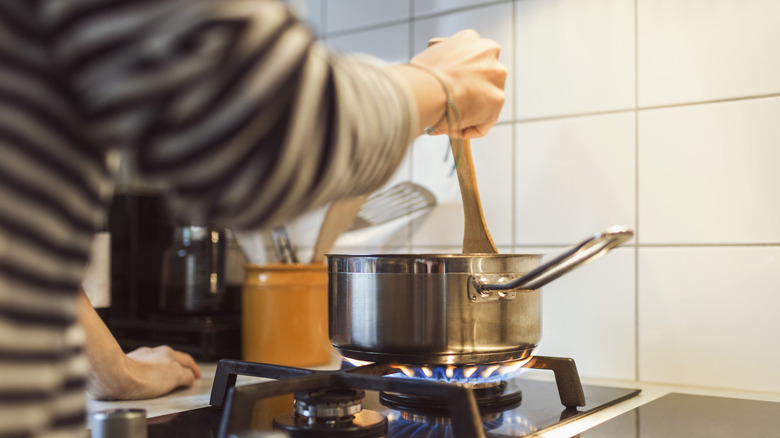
[77,289,201,400]
[47,1,506,230]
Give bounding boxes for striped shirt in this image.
[0,0,417,436]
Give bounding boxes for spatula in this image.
[310,195,369,264]
[346,182,436,232]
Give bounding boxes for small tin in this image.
[90,408,147,438]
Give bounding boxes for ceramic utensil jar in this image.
[242,263,333,366]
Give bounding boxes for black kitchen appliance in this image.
[106,191,243,360]
[146,356,641,437]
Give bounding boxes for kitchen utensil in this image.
[310,195,369,264]
[452,138,498,254]
[233,229,275,264]
[270,225,298,263]
[346,182,436,232]
[328,226,633,365]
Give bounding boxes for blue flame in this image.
[388,358,531,384]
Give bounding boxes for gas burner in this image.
[388,358,531,384]
[295,388,365,419]
[210,355,591,438]
[379,381,522,417]
[273,388,387,438]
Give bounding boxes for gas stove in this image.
[146,356,641,437]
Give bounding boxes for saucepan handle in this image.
[470,225,633,297]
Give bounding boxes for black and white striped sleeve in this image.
[43,0,419,228]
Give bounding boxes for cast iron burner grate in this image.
[209,356,586,438]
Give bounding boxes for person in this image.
[0,0,506,436]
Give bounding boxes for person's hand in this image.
[86,343,202,401]
[410,29,507,138]
[118,345,202,399]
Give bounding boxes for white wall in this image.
[289,0,780,393]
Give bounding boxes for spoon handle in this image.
[452,138,498,254]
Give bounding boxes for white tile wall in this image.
[535,247,636,380]
[638,247,780,393]
[515,112,635,245]
[326,23,411,63]
[325,0,410,34]
[638,0,780,107]
[312,0,780,392]
[515,0,635,119]
[639,98,780,245]
[414,0,500,17]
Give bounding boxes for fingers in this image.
[126,344,202,386]
[173,363,197,388]
[414,29,506,139]
[141,345,202,379]
[171,349,202,378]
[427,97,502,139]
[142,360,196,397]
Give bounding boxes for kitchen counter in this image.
[86,357,343,419]
[87,360,780,437]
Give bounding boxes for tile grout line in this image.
[323,0,514,39]
[633,0,641,383]
[508,90,780,125]
[511,0,517,252]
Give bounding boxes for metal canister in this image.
[90,408,147,438]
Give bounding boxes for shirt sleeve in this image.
[42,0,419,228]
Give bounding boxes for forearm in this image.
[76,288,132,399]
[77,289,201,400]
[49,0,418,230]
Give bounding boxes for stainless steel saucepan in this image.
[328,226,633,366]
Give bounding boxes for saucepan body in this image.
[328,226,633,365]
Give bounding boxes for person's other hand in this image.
[410,29,507,138]
[87,345,202,401]
[113,345,202,400]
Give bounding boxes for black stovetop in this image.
[579,392,780,438]
[147,377,640,437]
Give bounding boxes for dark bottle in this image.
[159,225,228,314]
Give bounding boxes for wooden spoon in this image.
[310,195,369,264]
[451,138,498,254]
[425,38,498,254]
